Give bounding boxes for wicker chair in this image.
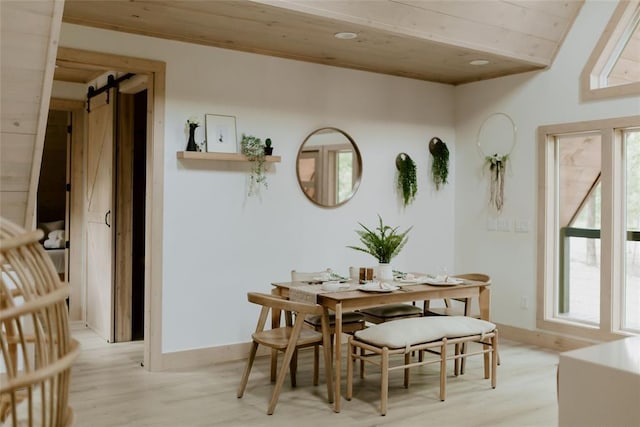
[0,217,80,426]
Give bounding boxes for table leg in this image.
[333,302,343,412]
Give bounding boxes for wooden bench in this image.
[346,316,498,415]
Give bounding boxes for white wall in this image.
[60,24,456,353]
[453,0,640,330]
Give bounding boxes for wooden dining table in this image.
[271,278,491,413]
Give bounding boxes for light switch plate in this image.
[497,218,511,232]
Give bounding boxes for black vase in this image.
[264,146,273,156]
[186,123,198,151]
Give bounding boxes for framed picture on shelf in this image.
[205,114,237,153]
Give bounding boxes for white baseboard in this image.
[495,322,596,352]
[156,324,597,370]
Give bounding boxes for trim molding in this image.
[495,323,597,352]
[160,342,269,370]
[158,325,601,370]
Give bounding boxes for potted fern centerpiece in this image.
[347,215,412,281]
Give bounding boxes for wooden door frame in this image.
[49,98,85,323]
[56,47,165,371]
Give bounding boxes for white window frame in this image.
[537,116,640,341]
[581,1,640,101]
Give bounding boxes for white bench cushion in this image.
[354,316,496,349]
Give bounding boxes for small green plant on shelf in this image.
[264,138,274,155]
[240,134,267,195]
[395,153,417,207]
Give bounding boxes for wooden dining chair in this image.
[291,270,367,384]
[423,273,493,373]
[237,292,333,415]
[349,266,423,324]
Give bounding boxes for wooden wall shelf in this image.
[176,151,281,162]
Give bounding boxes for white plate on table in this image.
[357,282,399,293]
[423,277,463,286]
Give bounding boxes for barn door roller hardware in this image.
[86,73,135,112]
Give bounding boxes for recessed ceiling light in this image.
[334,32,358,40]
[469,59,490,66]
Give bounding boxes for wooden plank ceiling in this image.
[60,0,584,85]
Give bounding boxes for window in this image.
[538,116,640,340]
[581,1,640,100]
[624,129,640,331]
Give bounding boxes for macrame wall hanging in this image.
[476,112,517,212]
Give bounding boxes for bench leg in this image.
[440,339,447,401]
[381,347,389,416]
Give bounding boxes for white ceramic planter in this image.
[377,263,393,281]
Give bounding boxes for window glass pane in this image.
[604,17,640,88]
[336,151,353,203]
[624,129,640,332]
[557,133,602,325]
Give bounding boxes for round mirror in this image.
[296,127,362,208]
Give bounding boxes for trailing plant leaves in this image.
[395,153,417,206]
[486,153,508,212]
[346,215,412,263]
[429,137,449,190]
[241,134,267,195]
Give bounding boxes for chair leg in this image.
[404,353,410,388]
[290,348,298,387]
[270,348,278,382]
[346,340,354,400]
[440,339,447,401]
[313,345,320,386]
[237,341,259,398]
[381,347,389,416]
[461,342,468,375]
[268,339,298,415]
[360,347,366,379]
[491,332,498,389]
[454,343,460,376]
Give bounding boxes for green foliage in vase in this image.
[240,134,267,195]
[346,215,412,264]
[429,137,449,190]
[395,153,417,207]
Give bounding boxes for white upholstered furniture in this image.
[558,336,640,427]
[346,316,498,415]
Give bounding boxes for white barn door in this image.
[85,90,115,342]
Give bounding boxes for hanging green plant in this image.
[240,134,267,196]
[429,137,449,190]
[395,153,417,207]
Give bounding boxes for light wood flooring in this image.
[69,326,560,426]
